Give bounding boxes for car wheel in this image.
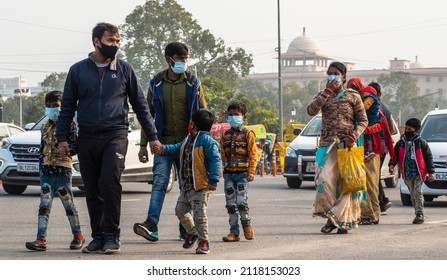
[424,195,435,202]
[2,183,27,195]
[384,172,399,188]
[400,191,412,206]
[286,177,302,189]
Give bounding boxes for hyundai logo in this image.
[27,147,40,154]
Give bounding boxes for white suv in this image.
[0,114,175,195]
[400,109,447,205]
[283,114,400,188]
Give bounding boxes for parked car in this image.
[283,114,400,189]
[0,113,175,195]
[0,123,25,141]
[400,109,447,205]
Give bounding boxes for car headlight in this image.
[1,139,11,149]
[286,147,297,157]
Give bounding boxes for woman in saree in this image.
[307,62,368,234]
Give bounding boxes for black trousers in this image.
[77,131,128,238]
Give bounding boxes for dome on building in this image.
[410,56,425,69]
[286,28,327,58]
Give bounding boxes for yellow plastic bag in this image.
[337,146,366,195]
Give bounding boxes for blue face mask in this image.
[45,107,61,121]
[227,115,244,128]
[327,75,342,83]
[170,58,188,74]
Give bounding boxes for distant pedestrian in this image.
[389,118,435,224]
[369,82,394,215]
[26,90,84,252]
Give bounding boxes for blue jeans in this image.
[224,172,251,236]
[37,172,81,240]
[147,155,180,226]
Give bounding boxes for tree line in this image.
[2,0,442,132]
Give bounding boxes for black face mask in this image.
[98,43,118,59]
[404,131,415,139]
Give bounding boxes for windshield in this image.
[301,116,321,136]
[30,116,49,131]
[420,114,447,142]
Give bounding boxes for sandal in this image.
[360,218,373,225]
[320,222,337,234]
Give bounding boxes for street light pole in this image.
[277,0,283,142]
[19,75,22,127]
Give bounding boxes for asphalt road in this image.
[1,175,447,261]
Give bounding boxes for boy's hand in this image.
[152,144,164,155]
[428,173,435,182]
[246,172,255,182]
[149,140,162,155]
[389,165,395,174]
[207,185,217,191]
[57,142,70,157]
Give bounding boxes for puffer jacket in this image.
[162,131,221,190]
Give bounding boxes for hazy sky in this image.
[2,0,447,87]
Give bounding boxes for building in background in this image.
[246,28,447,101]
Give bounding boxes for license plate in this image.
[306,162,316,173]
[17,164,39,173]
[435,173,447,181]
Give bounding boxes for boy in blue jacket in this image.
[155,109,221,254]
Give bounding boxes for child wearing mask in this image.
[219,101,257,242]
[26,90,84,251]
[389,118,435,224]
[155,109,221,254]
[361,85,381,159]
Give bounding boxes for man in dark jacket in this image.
[56,22,161,254]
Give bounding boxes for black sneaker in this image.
[82,237,104,254]
[413,213,425,224]
[25,240,46,251]
[70,237,85,250]
[133,220,159,242]
[103,234,120,254]
[182,234,198,249]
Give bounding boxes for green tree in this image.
[231,93,279,134]
[41,72,67,92]
[282,81,319,125]
[119,0,253,87]
[201,76,235,122]
[2,94,45,126]
[378,71,430,123]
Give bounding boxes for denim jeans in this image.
[37,172,81,240]
[224,172,251,236]
[147,155,181,226]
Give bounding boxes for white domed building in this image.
[245,28,447,103]
[280,28,331,73]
